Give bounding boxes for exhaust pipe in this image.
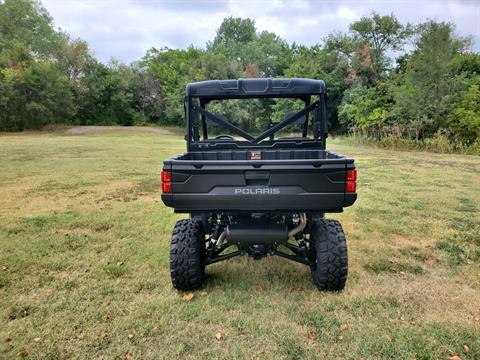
[227,223,287,245]
[288,213,307,238]
[215,213,307,247]
[215,230,227,247]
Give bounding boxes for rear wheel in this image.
[310,219,348,291]
[169,218,206,290]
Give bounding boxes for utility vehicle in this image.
[161,78,357,291]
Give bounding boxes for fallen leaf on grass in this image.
[291,287,304,292]
[340,324,349,332]
[256,284,266,291]
[214,332,224,341]
[32,337,41,343]
[336,335,344,341]
[127,334,134,340]
[307,331,316,340]
[181,293,194,302]
[124,350,133,360]
[448,355,462,360]
[17,348,28,357]
[5,337,13,344]
[463,345,469,353]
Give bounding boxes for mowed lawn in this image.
[0,128,479,360]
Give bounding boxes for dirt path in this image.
[64,126,174,135]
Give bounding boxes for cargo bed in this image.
[161,149,357,213]
[177,148,343,161]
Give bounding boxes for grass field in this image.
[0,128,479,360]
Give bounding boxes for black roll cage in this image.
[184,79,328,152]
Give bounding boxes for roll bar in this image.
[184,78,328,151]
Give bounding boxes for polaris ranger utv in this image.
[161,78,357,291]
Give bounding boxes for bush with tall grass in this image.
[345,129,480,155]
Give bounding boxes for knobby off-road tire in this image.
[310,219,348,291]
[169,218,206,290]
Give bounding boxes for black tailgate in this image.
[162,157,356,213]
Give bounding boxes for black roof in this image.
[186,78,325,99]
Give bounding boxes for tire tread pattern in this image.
[169,218,205,290]
[310,219,348,291]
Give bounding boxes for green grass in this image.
[0,128,479,359]
[363,258,424,275]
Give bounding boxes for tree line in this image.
[0,0,478,149]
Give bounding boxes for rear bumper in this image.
[162,190,357,213]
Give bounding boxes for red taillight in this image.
[346,169,357,193]
[162,181,172,193]
[161,170,172,193]
[161,170,171,183]
[346,181,356,193]
[346,169,357,182]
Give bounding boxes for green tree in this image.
[200,52,238,80]
[0,61,75,130]
[57,35,94,83]
[339,81,393,135]
[448,76,480,142]
[285,44,350,131]
[248,31,292,77]
[0,0,76,130]
[349,12,412,85]
[0,0,61,58]
[391,21,470,137]
[208,17,291,77]
[75,60,145,125]
[208,17,256,65]
[142,46,206,124]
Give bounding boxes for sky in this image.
[42,0,480,63]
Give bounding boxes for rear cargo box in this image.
[161,149,356,213]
